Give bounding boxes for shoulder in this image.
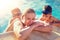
[14,18,21,24]
[13,18,23,28]
[13,18,23,31]
[51,16,59,21]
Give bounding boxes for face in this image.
[45,14,52,19]
[22,13,36,26]
[42,13,52,22]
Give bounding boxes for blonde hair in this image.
[11,8,22,17]
[22,8,35,17]
[11,8,20,13]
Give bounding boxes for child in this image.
[4,8,21,32]
[40,5,60,27]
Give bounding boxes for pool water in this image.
[0,0,60,33]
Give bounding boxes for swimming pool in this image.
[0,0,60,33]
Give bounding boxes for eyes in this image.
[27,18,35,20]
[32,18,35,20]
[27,18,30,20]
[45,15,51,17]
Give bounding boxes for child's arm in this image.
[51,17,60,27]
[4,18,13,32]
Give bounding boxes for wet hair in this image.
[21,8,35,19]
[12,8,20,12]
[11,8,21,15]
[24,8,35,14]
[22,8,35,16]
[42,5,52,14]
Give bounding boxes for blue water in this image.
[0,0,60,33]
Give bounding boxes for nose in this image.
[28,19,32,23]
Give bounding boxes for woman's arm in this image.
[13,19,40,40]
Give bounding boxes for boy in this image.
[40,5,60,27]
[4,8,21,32]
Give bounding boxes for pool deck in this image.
[0,27,60,40]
